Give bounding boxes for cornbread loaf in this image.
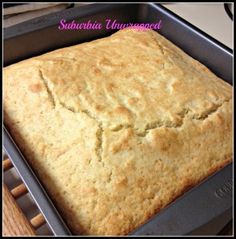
[4,28,232,235]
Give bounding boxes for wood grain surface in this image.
[3,184,36,236]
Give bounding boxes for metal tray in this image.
[3,3,233,235]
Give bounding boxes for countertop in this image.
[163,3,233,49]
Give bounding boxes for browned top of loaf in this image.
[4,28,232,235]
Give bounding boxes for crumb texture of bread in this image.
[4,29,232,235]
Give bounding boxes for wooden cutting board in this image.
[3,184,36,236]
[3,158,46,236]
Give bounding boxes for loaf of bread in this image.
[4,29,232,235]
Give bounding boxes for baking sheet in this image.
[3,3,233,235]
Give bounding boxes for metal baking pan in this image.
[4,3,232,235]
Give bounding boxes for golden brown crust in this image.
[4,29,232,235]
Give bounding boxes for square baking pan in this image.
[3,3,233,235]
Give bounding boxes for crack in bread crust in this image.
[40,68,105,162]
[109,99,231,137]
[39,67,232,163]
[192,100,231,120]
[39,69,56,107]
